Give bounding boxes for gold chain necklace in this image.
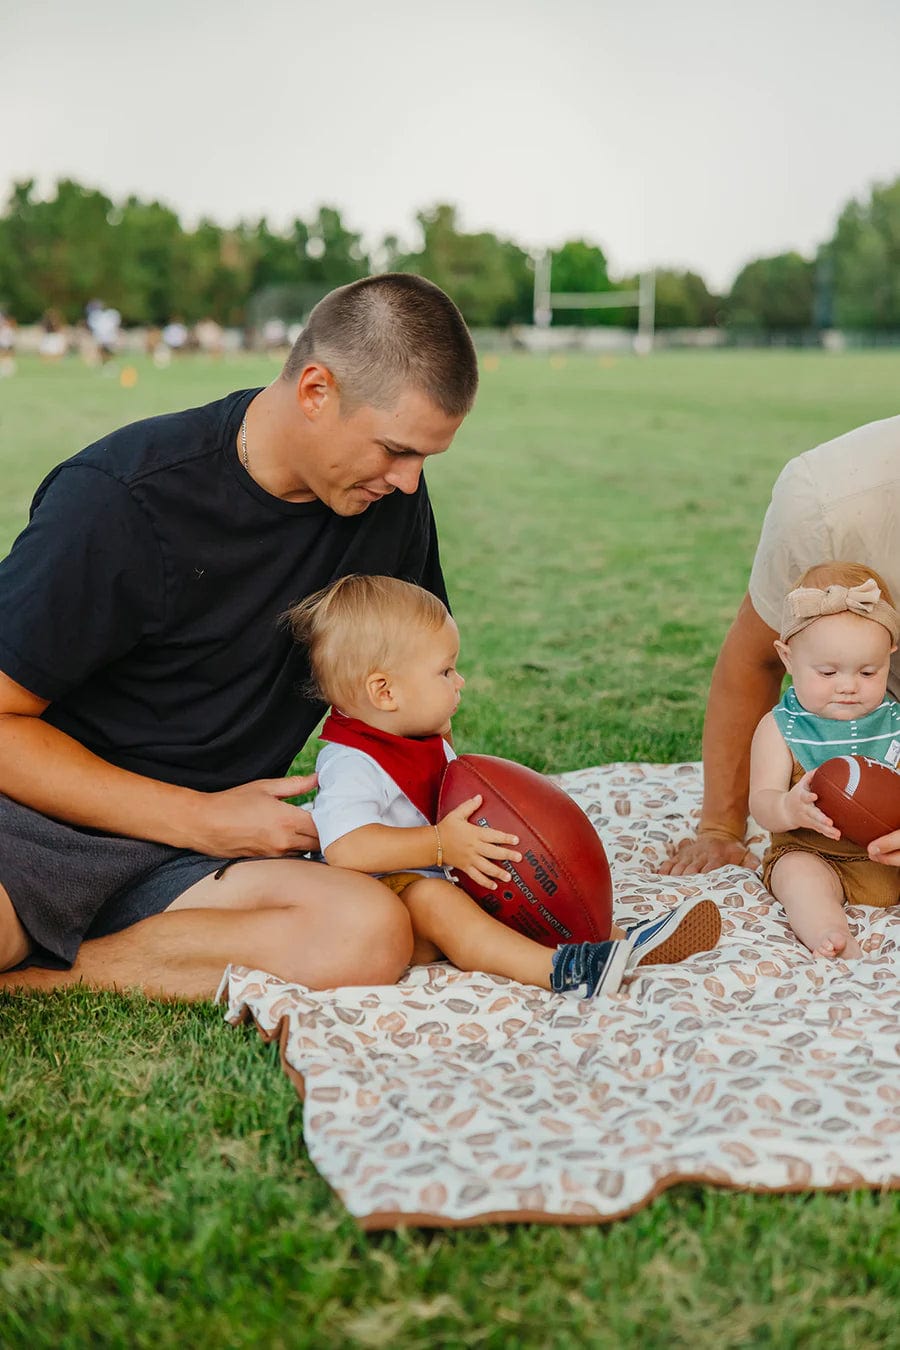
[240,415,249,471]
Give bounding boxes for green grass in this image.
[1,350,899,1348]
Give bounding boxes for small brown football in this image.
[439,753,612,946]
[809,754,900,848]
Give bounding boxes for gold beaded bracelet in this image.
[434,825,443,868]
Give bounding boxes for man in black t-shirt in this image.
[0,274,478,1000]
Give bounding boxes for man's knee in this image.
[266,882,413,988]
[170,864,416,989]
[329,885,414,985]
[0,883,32,971]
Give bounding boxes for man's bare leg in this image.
[0,864,414,1000]
[0,885,30,970]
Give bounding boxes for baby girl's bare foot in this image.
[811,928,862,959]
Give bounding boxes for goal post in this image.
[532,250,656,352]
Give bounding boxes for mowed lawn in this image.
[1,350,898,1348]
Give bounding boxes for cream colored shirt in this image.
[748,413,900,700]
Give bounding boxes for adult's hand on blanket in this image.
[660,829,761,876]
[191,775,320,857]
[438,794,522,890]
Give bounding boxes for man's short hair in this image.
[282,273,478,416]
[286,573,450,710]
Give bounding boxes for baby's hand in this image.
[784,771,841,839]
[438,794,522,890]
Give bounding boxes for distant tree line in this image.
[2,176,900,334]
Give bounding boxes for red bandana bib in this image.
[320,710,449,823]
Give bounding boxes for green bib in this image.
[771,686,900,772]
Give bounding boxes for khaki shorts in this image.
[763,833,900,908]
[379,871,431,897]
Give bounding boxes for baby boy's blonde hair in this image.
[286,574,450,710]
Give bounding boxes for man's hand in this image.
[660,595,783,878]
[0,670,320,856]
[661,831,761,876]
[190,775,320,857]
[438,794,521,890]
[868,830,900,867]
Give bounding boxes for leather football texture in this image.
[809,754,900,848]
[439,753,612,946]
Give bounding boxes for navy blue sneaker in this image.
[551,939,629,998]
[624,896,721,971]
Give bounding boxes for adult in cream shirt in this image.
[663,414,900,876]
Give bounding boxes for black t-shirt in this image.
[0,389,447,791]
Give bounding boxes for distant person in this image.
[0,311,16,377]
[83,299,104,363]
[161,318,189,355]
[38,310,67,361]
[662,415,900,877]
[262,317,288,351]
[195,317,224,358]
[145,326,168,367]
[749,563,900,959]
[289,575,722,998]
[86,301,121,363]
[70,319,94,366]
[0,275,481,1002]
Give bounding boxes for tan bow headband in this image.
[780,578,900,644]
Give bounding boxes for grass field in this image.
[1,350,899,1348]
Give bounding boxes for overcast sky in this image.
[5,0,900,291]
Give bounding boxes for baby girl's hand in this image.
[784,771,841,839]
[438,794,522,890]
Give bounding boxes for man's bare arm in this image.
[0,670,317,856]
[660,593,784,875]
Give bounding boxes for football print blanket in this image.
[220,763,900,1230]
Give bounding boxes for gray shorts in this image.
[0,793,237,969]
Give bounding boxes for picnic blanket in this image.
[220,763,900,1230]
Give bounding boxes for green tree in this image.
[726,252,815,332]
[0,179,118,322]
[549,240,640,327]
[249,217,304,291]
[112,196,187,324]
[827,178,900,330]
[303,206,370,290]
[0,181,731,335]
[398,204,532,327]
[245,207,371,331]
[652,269,720,329]
[183,220,256,327]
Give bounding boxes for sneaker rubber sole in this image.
[630,898,722,967]
[593,936,630,996]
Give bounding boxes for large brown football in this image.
[809,754,900,848]
[438,753,612,946]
